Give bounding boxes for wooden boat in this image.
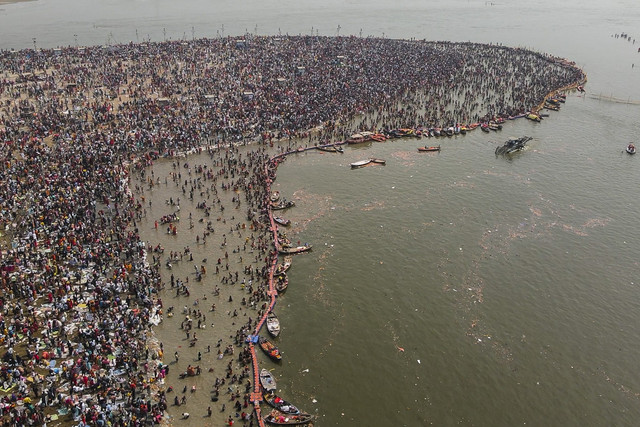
[271,200,295,210]
[275,273,288,293]
[260,369,277,392]
[278,244,312,255]
[480,124,490,133]
[264,410,314,425]
[350,159,372,168]
[275,256,292,275]
[371,133,386,142]
[273,216,291,227]
[270,191,280,202]
[526,113,542,122]
[627,143,636,155]
[346,131,374,144]
[266,312,281,337]
[508,113,527,120]
[418,146,441,152]
[370,158,386,165]
[495,136,532,155]
[264,392,300,414]
[259,337,282,362]
[316,144,343,153]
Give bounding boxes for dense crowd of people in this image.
[0,35,584,426]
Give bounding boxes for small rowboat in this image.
[627,144,636,155]
[275,256,292,275]
[259,337,282,362]
[350,159,372,168]
[526,113,542,122]
[264,410,314,425]
[418,146,441,152]
[266,312,281,337]
[316,144,343,153]
[260,369,277,392]
[278,245,312,255]
[370,158,386,165]
[264,392,300,414]
[275,273,288,293]
[274,216,291,226]
[271,200,295,210]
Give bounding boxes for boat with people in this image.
[270,191,280,202]
[275,273,288,293]
[271,200,295,210]
[418,146,441,152]
[273,216,291,226]
[260,369,277,392]
[266,312,281,337]
[264,392,301,414]
[350,159,372,168]
[495,136,533,155]
[275,256,292,275]
[526,113,542,122]
[627,143,636,154]
[346,131,374,144]
[259,337,282,362]
[264,409,314,425]
[278,244,312,254]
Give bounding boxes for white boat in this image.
[266,312,281,337]
[260,369,277,392]
[278,245,312,254]
[350,159,372,168]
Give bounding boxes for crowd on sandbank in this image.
[0,35,586,426]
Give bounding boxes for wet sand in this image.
[133,144,281,426]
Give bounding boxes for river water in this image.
[3,0,640,425]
